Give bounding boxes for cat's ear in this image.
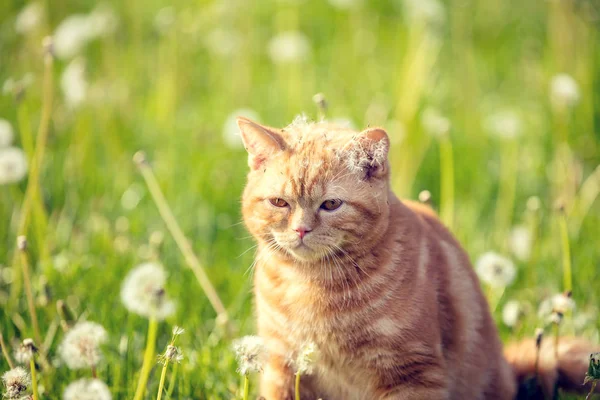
[345,128,390,179]
[237,117,286,170]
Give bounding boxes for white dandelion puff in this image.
[154,7,176,34]
[267,31,311,64]
[502,300,521,328]
[421,107,450,138]
[2,367,30,399]
[172,326,184,337]
[484,110,522,140]
[87,5,118,38]
[538,292,576,318]
[550,73,580,109]
[0,119,14,148]
[205,29,241,58]
[120,262,176,320]
[0,147,28,185]
[53,15,92,59]
[58,321,108,370]
[223,108,260,149]
[475,252,516,288]
[294,342,320,375]
[508,226,532,262]
[15,2,43,35]
[232,335,268,375]
[61,58,88,108]
[158,345,183,365]
[63,378,111,400]
[13,339,37,365]
[402,0,446,27]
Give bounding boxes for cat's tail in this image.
[504,336,599,398]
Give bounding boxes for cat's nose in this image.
[294,227,312,239]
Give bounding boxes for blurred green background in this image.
[1,0,599,398]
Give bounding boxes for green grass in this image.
[1,0,599,398]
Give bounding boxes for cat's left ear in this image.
[237,117,286,170]
[346,128,390,179]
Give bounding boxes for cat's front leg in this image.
[260,354,319,400]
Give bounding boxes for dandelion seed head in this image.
[0,147,28,185]
[61,58,88,108]
[58,321,108,370]
[508,226,532,262]
[502,300,521,328]
[2,367,30,399]
[475,252,516,288]
[87,6,118,38]
[53,15,92,59]
[549,310,564,325]
[484,110,522,140]
[401,0,446,27]
[232,335,267,375]
[159,345,183,365]
[267,31,311,64]
[0,119,14,148]
[172,326,184,336]
[205,29,241,58]
[14,339,37,364]
[120,262,175,320]
[15,2,43,35]
[550,73,580,109]
[421,107,450,138]
[223,108,260,149]
[63,378,112,400]
[294,342,320,375]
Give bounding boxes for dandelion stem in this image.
[165,362,178,400]
[133,317,158,400]
[558,211,572,292]
[10,40,54,305]
[0,333,15,369]
[242,374,250,400]
[295,372,301,400]
[18,238,42,347]
[586,381,597,400]
[30,357,39,400]
[134,152,228,325]
[439,136,455,230]
[91,364,97,379]
[156,358,170,400]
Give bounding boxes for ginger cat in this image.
[238,117,597,400]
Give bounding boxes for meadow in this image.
[1,0,599,398]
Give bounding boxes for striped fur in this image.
[238,118,596,400]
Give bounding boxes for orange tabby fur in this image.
[238,117,598,400]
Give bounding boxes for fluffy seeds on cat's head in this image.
[236,116,390,180]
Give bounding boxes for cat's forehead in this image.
[280,120,358,151]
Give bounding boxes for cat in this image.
[238,116,598,400]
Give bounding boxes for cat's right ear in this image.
[237,117,286,170]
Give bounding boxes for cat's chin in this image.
[286,243,324,263]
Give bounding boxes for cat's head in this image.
[239,117,391,263]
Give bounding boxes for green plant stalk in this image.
[165,363,178,400]
[586,381,597,400]
[559,213,572,292]
[136,156,228,324]
[10,47,54,305]
[242,374,250,400]
[0,333,15,369]
[30,357,39,400]
[156,358,170,400]
[295,373,301,400]
[439,136,455,230]
[19,246,42,347]
[133,318,158,400]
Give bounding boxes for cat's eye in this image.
[320,199,343,211]
[269,198,289,208]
